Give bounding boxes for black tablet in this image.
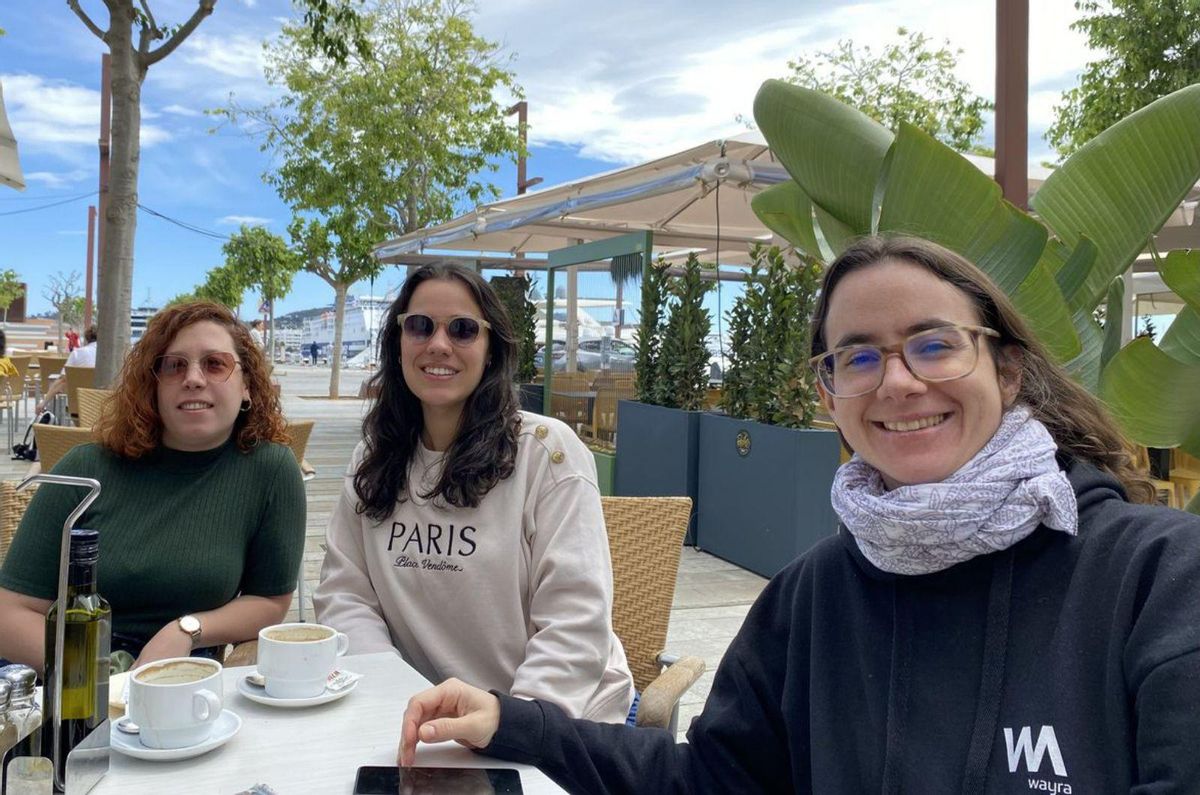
[353,766,524,794]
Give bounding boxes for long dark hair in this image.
[354,264,522,520]
[811,235,1155,504]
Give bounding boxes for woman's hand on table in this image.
[131,621,194,669]
[398,678,501,767]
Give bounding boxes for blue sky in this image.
[1,0,1096,319]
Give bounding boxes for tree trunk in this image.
[95,12,142,387]
[268,297,276,365]
[329,283,347,398]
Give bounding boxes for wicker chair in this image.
[602,496,704,731]
[32,425,95,472]
[75,388,113,429]
[0,481,36,566]
[64,366,96,424]
[285,419,316,480]
[35,355,68,398]
[10,355,34,399]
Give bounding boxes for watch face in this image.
[179,615,201,635]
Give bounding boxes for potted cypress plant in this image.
[615,253,711,543]
[696,244,842,577]
[491,274,541,413]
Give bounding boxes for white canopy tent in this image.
[374,130,1198,327]
[0,78,25,190]
[376,131,789,268]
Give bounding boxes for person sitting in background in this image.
[249,319,266,350]
[399,236,1200,793]
[315,263,634,724]
[34,325,98,415]
[66,326,80,352]
[0,330,17,378]
[0,302,305,672]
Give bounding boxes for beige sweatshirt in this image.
[314,412,635,722]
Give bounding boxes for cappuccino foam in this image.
[135,660,217,685]
[264,627,334,643]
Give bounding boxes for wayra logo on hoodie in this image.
[1004,725,1071,792]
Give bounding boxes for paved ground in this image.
[4,365,768,739]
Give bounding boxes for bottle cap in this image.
[70,528,100,562]
[0,665,37,699]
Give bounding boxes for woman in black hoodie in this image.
[397,236,1200,794]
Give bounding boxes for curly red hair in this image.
[95,301,289,458]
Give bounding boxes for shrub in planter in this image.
[700,243,839,577]
[491,274,538,383]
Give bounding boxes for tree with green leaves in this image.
[289,214,385,396]
[659,254,713,411]
[721,245,822,428]
[217,0,523,396]
[64,1,370,386]
[193,263,250,310]
[1046,0,1200,158]
[490,274,537,382]
[221,225,299,357]
[784,27,993,153]
[0,268,25,324]
[633,259,670,406]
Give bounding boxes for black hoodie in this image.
[482,460,1200,793]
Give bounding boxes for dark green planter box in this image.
[517,383,545,415]
[614,400,699,544]
[696,413,840,578]
[592,450,616,496]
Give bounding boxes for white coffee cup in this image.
[127,657,223,749]
[256,623,349,699]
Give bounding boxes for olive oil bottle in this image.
[42,528,110,786]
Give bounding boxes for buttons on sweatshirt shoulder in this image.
[550,451,565,464]
[535,425,549,439]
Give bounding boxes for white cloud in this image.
[1,73,170,151]
[162,104,203,118]
[474,0,1095,164]
[217,214,272,226]
[24,169,92,188]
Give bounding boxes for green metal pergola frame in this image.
[542,230,653,415]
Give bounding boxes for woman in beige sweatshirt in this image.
[314,264,634,723]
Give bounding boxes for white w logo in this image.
[1004,726,1068,776]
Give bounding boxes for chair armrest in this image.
[223,640,259,668]
[635,654,705,730]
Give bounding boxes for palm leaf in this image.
[1030,84,1200,311]
[752,79,892,236]
[1100,336,1200,450]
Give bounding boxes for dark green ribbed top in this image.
[0,439,306,644]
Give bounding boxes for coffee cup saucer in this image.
[236,674,359,708]
[111,709,242,761]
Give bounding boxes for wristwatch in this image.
[177,614,202,644]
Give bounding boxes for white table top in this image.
[90,651,563,794]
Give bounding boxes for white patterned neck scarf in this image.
[831,406,1079,575]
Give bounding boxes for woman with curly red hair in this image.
[0,301,305,671]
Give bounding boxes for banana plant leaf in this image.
[1011,263,1081,363]
[1065,309,1105,394]
[1100,277,1124,371]
[877,123,1046,296]
[1100,336,1200,455]
[1158,249,1200,312]
[1054,238,1098,311]
[814,204,857,258]
[1160,306,1200,364]
[753,80,892,236]
[1029,84,1200,312]
[750,181,824,260]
